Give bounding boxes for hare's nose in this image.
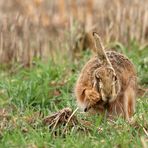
[103,102,110,109]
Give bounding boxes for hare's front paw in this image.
[85,89,100,107]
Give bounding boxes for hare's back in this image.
[79,51,136,87]
[106,51,136,75]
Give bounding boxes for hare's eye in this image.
[95,75,101,82]
[114,75,117,81]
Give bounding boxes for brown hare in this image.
[75,32,137,121]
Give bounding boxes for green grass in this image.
[0,44,148,148]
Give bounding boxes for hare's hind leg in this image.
[123,79,136,121]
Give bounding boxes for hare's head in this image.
[94,66,120,103]
[92,32,120,103]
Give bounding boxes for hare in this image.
[75,32,137,121]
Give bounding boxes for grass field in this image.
[0,42,147,148]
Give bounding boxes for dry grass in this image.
[0,0,148,66]
[43,107,79,135]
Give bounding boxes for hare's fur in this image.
[75,33,137,121]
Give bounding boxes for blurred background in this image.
[0,0,147,66]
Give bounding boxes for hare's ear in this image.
[92,32,110,65]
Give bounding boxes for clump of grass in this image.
[43,107,79,135]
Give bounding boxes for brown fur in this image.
[75,33,137,121]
